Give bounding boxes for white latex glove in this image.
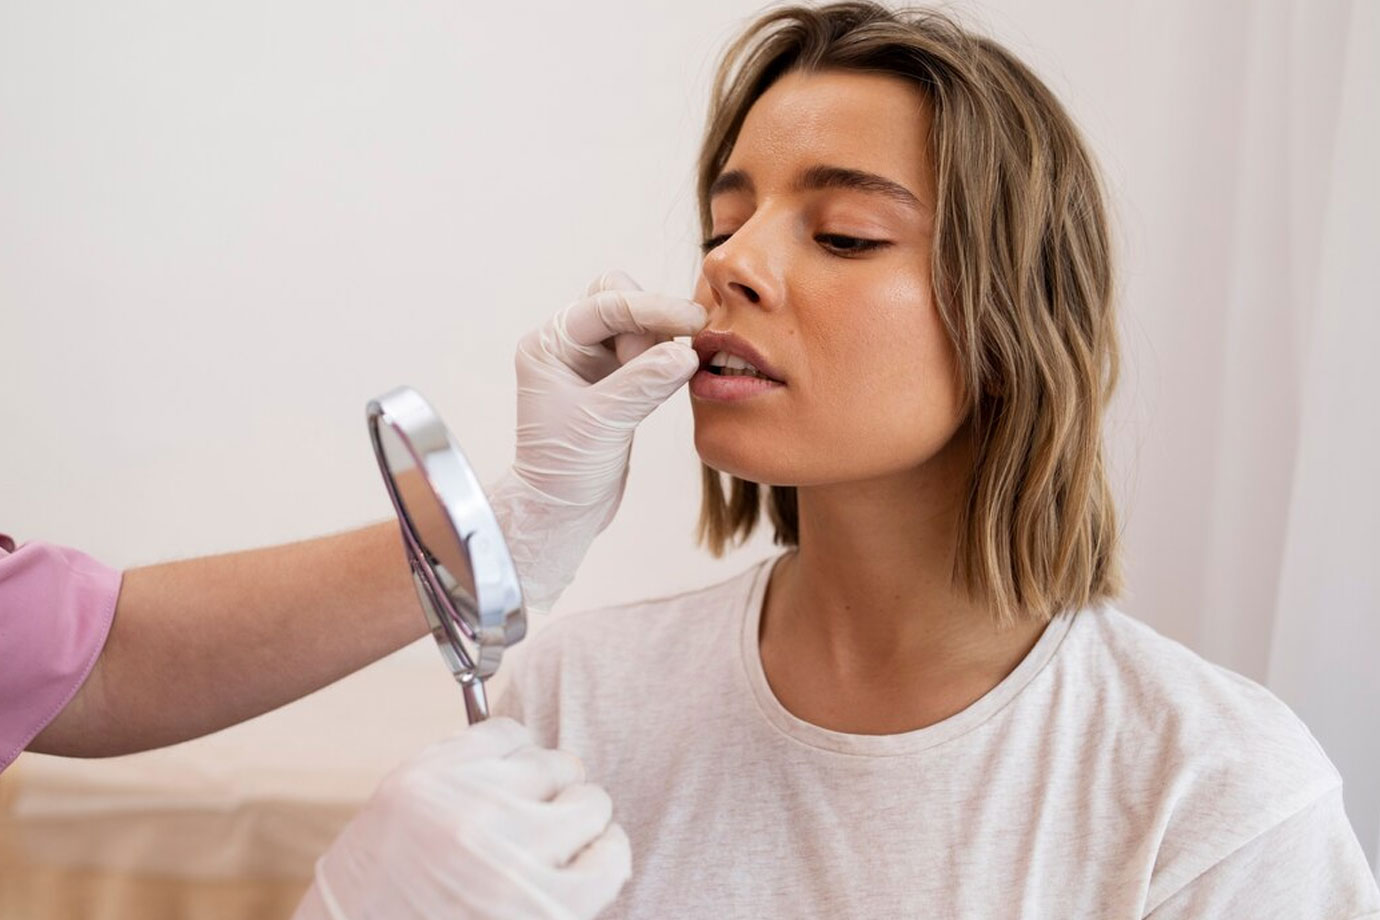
[487,271,707,613]
[292,717,631,920]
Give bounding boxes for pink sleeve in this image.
[0,534,121,771]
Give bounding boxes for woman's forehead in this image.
[723,69,934,198]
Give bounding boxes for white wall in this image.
[0,0,782,604]
[3,0,1374,866]
[0,0,1261,645]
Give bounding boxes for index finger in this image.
[563,289,707,348]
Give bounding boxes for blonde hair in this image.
[694,2,1121,625]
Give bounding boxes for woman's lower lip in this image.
[689,368,786,401]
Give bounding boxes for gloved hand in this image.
[487,271,707,613]
[292,717,631,920]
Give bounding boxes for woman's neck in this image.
[759,434,1046,734]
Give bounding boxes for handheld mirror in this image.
[367,386,525,723]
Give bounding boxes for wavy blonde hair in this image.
[695,2,1121,625]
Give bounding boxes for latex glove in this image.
[488,271,707,613]
[292,717,630,920]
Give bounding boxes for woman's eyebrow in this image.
[709,164,926,210]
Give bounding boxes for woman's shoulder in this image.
[1058,605,1346,906]
[1068,605,1331,763]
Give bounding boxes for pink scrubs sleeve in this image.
[0,534,121,771]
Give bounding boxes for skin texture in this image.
[692,70,1044,735]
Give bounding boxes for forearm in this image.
[30,522,425,757]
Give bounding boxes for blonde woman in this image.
[495,3,1380,916]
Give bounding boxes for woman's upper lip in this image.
[691,329,787,383]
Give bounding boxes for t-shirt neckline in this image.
[737,554,1077,756]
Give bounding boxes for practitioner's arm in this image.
[30,521,419,756]
[28,271,705,758]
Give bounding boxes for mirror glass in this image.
[375,420,478,608]
[368,386,525,722]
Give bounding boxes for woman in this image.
[496,3,1380,917]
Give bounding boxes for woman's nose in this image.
[700,220,782,311]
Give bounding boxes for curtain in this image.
[1260,0,1380,874]
[1111,0,1380,871]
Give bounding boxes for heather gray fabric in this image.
[496,557,1380,919]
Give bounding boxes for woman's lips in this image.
[689,368,786,402]
[691,329,787,383]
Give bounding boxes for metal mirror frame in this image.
[367,386,525,723]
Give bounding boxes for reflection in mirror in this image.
[368,386,525,724]
[377,421,477,606]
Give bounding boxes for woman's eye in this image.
[700,234,731,254]
[699,232,890,256]
[816,234,888,256]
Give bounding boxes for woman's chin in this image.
[694,428,796,486]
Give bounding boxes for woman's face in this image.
[691,69,966,487]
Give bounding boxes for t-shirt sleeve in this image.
[1146,786,1380,919]
[0,535,122,771]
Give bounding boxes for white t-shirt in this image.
[495,556,1380,918]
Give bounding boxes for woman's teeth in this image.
[708,350,770,379]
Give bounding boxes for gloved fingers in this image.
[547,783,616,866]
[408,716,534,770]
[589,340,701,426]
[584,268,643,296]
[520,319,621,386]
[505,745,588,799]
[458,744,587,800]
[487,782,616,868]
[464,817,632,920]
[561,289,707,350]
[541,821,633,920]
[370,718,539,812]
[613,331,669,366]
[585,270,663,366]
